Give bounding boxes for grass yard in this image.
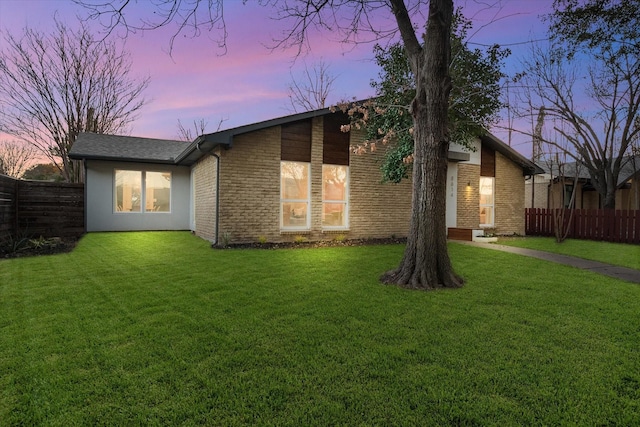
[500,236,640,270]
[1,232,639,426]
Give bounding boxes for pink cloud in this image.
[1,0,556,155]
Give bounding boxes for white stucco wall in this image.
[85,160,191,232]
[451,138,481,166]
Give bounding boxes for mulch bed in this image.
[1,236,81,259]
[221,237,407,250]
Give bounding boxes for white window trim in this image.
[114,169,172,214]
[322,164,349,230]
[280,161,311,230]
[479,176,494,227]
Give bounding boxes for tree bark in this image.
[382,0,463,289]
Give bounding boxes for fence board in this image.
[525,208,640,244]
[0,175,84,240]
[0,175,17,238]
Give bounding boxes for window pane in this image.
[322,164,348,228]
[282,202,308,227]
[479,177,494,225]
[146,172,171,212]
[479,177,494,205]
[281,161,309,199]
[323,203,345,227]
[322,165,347,201]
[281,161,310,229]
[480,206,493,225]
[115,170,141,212]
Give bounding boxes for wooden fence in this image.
[0,174,84,240]
[525,208,640,244]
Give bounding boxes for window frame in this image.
[114,169,172,214]
[114,169,142,213]
[280,161,311,230]
[321,164,349,230]
[144,171,172,213]
[479,176,495,227]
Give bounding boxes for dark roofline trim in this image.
[175,107,332,166]
[69,153,179,165]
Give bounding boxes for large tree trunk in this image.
[603,189,616,209]
[590,168,618,210]
[383,0,463,289]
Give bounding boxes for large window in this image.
[322,164,348,228]
[115,170,141,212]
[479,177,494,226]
[281,161,310,229]
[115,170,171,213]
[145,171,171,212]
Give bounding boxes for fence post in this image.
[13,179,19,238]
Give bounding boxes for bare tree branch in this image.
[176,116,226,141]
[0,140,39,178]
[512,38,640,208]
[0,19,149,182]
[287,59,337,112]
[73,0,228,55]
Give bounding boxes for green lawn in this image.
[500,236,640,270]
[1,232,639,426]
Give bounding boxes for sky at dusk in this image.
[0,0,555,158]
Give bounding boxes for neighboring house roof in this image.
[70,133,188,164]
[69,106,544,176]
[544,157,640,188]
[544,162,592,180]
[618,160,640,187]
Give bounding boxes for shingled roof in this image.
[69,108,544,177]
[545,157,640,188]
[69,133,188,164]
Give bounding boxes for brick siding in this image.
[348,129,413,240]
[202,117,412,244]
[193,116,528,243]
[494,152,525,235]
[456,163,480,229]
[456,154,526,235]
[193,154,218,241]
[217,126,281,243]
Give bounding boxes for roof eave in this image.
[175,133,233,166]
[479,132,544,175]
[174,107,335,165]
[69,153,178,165]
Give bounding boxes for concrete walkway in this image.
[455,241,640,284]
